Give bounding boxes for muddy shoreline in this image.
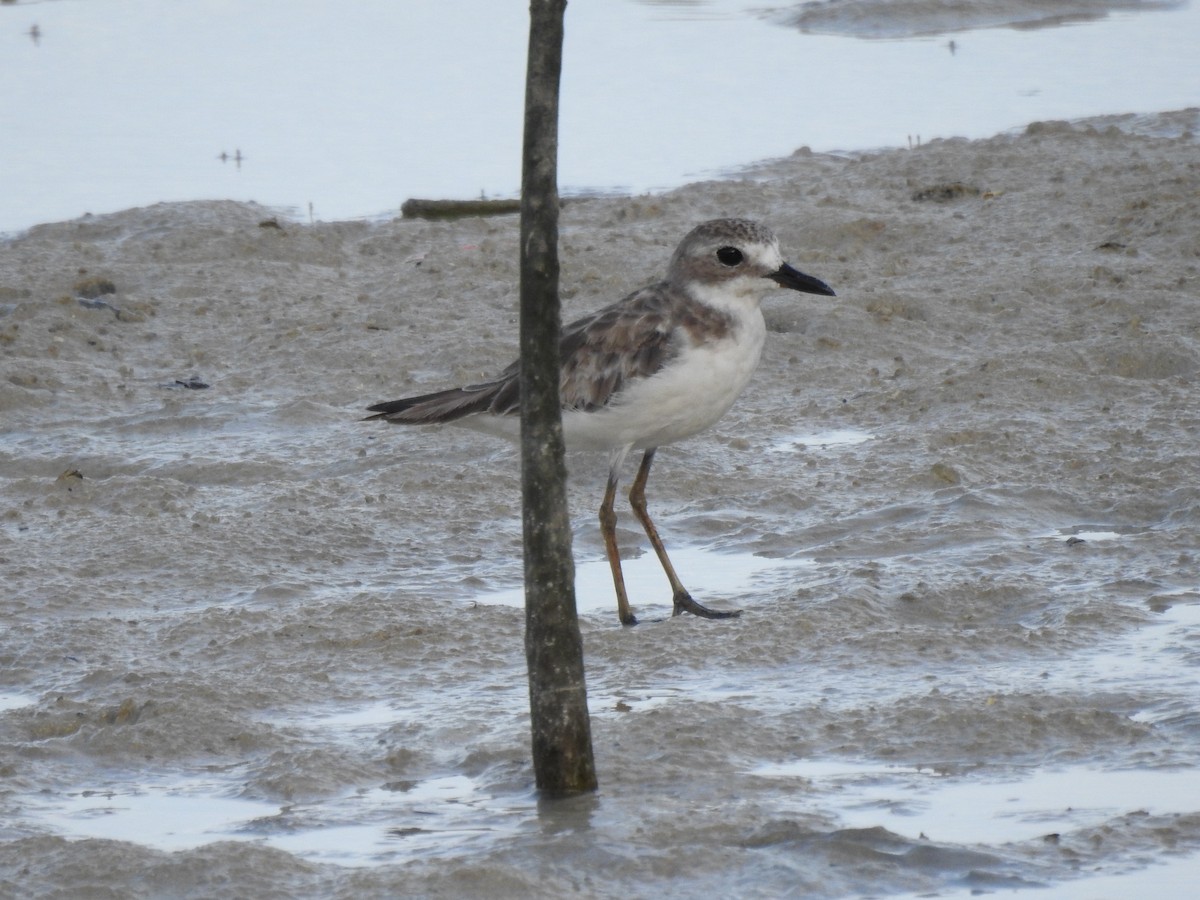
[2,112,1199,896]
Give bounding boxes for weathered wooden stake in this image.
[519,0,598,795]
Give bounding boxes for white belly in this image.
[562,312,767,452]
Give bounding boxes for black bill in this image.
[769,262,836,297]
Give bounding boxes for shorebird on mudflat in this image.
[367,218,835,625]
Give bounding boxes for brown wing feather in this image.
[368,281,722,423]
[557,282,678,411]
[364,377,515,423]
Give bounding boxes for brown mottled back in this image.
[555,281,732,412]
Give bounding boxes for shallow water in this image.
[1,0,1198,232]
[7,591,1198,887]
[754,603,1200,847]
[477,544,815,617]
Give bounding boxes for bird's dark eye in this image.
[716,246,743,267]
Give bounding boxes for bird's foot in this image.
[672,591,741,620]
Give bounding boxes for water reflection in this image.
[474,545,814,616]
[772,0,1186,39]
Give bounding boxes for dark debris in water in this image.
[163,376,211,390]
[76,297,121,317]
[55,469,83,487]
[401,198,521,220]
[911,182,983,202]
[73,276,122,317]
[388,826,432,838]
[72,276,117,299]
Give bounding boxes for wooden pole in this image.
[519,0,597,795]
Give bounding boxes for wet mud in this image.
[2,112,1200,896]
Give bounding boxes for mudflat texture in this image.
[2,113,1199,897]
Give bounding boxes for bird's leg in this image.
[600,469,638,626]
[628,449,741,620]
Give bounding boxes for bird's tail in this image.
[365,378,515,424]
